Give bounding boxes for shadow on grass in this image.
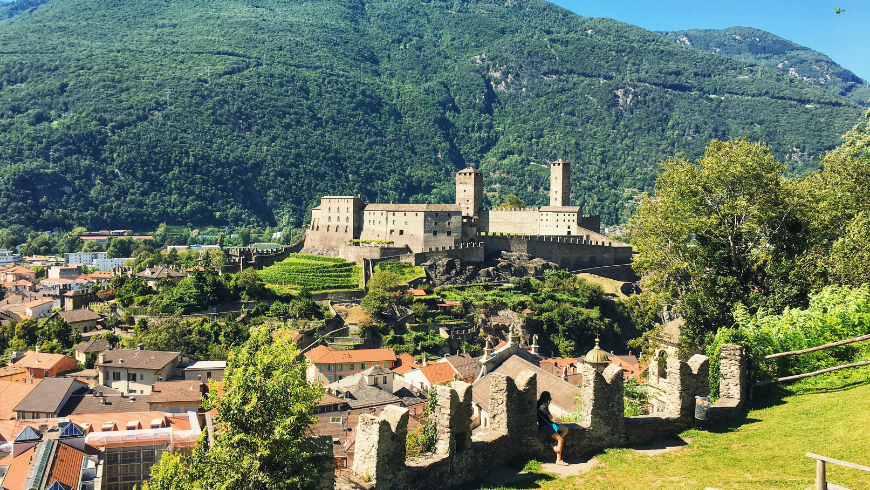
[457,472,557,490]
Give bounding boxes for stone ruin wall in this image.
[337,344,747,490]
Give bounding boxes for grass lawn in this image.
[472,367,870,490]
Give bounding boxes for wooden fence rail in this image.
[758,334,870,361]
[807,452,870,490]
[755,360,870,386]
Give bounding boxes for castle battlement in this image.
[326,344,748,490]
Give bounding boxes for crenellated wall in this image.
[479,233,633,270]
[336,345,748,490]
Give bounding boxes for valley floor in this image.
[471,367,870,490]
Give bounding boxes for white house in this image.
[24,298,54,319]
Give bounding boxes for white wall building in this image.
[0,249,21,265]
[64,252,108,266]
[93,257,133,271]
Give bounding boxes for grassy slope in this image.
[474,367,870,490]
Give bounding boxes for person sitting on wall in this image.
[537,391,569,466]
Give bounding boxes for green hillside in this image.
[659,26,870,107]
[0,0,864,230]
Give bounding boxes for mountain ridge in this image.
[0,0,864,230]
[658,26,870,107]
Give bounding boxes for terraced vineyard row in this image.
[257,254,362,291]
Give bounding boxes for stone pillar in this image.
[488,371,537,440]
[352,405,409,489]
[303,436,335,490]
[719,344,747,406]
[664,354,710,420]
[434,381,473,457]
[580,363,626,445]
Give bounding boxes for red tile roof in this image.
[15,351,76,371]
[414,363,456,385]
[405,289,427,296]
[46,442,92,489]
[304,346,396,364]
[0,380,41,419]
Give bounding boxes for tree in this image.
[498,194,526,209]
[236,268,266,300]
[361,288,395,319]
[238,228,251,247]
[367,270,400,292]
[203,249,227,271]
[629,139,808,347]
[142,325,324,490]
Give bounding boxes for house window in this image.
[318,375,323,382]
[44,370,50,377]
[361,363,366,369]
[383,376,388,384]
[317,364,322,371]
[339,375,343,380]
[206,371,212,379]
[328,375,334,382]
[348,364,355,370]
[374,377,379,385]
[139,374,144,380]
[383,362,388,368]
[113,372,121,381]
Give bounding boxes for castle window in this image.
[399,230,404,235]
[327,225,330,231]
[447,231,452,236]
[392,220,395,224]
[415,213,418,216]
[346,217,349,223]
[336,227,339,232]
[433,231,438,236]
[390,230,394,235]
[328,207,331,212]
[435,213,439,217]
[346,207,349,212]
[328,216,331,222]
[345,226,349,232]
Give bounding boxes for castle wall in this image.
[306,197,364,249]
[478,209,540,235]
[359,207,462,252]
[338,245,411,265]
[479,234,633,270]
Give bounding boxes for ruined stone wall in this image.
[478,209,541,235]
[337,345,749,490]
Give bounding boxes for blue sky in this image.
[550,0,870,81]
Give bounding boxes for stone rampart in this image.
[478,234,632,270]
[337,245,411,265]
[338,345,748,490]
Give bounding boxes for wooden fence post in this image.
[817,459,826,490]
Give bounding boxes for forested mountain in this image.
[659,27,870,107]
[0,0,864,230]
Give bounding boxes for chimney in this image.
[35,346,40,354]
[483,340,492,358]
[422,353,427,367]
[530,334,539,356]
[137,343,144,351]
[98,353,106,364]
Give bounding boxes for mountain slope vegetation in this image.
[659,26,870,107]
[0,0,864,230]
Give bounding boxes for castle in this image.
[303,161,632,271]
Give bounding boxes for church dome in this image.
[584,337,609,365]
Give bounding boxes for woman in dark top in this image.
[537,391,569,466]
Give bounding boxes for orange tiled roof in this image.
[392,353,421,375]
[304,345,396,364]
[23,298,53,308]
[14,351,74,370]
[0,379,41,419]
[0,446,36,490]
[414,363,456,385]
[46,442,92,489]
[405,289,426,296]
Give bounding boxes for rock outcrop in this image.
[422,252,558,286]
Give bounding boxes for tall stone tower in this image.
[550,159,571,207]
[456,167,483,217]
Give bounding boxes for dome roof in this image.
[584,337,609,364]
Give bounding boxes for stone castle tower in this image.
[456,167,483,217]
[550,159,571,207]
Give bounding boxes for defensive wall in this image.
[478,209,540,235]
[336,344,748,490]
[478,233,633,270]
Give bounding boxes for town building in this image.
[13,377,89,420]
[304,346,397,384]
[48,309,102,333]
[48,265,83,280]
[13,351,78,379]
[0,249,21,265]
[182,361,226,382]
[73,338,111,364]
[147,381,207,414]
[23,298,54,319]
[135,267,186,289]
[63,252,109,267]
[0,380,41,420]
[95,348,189,395]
